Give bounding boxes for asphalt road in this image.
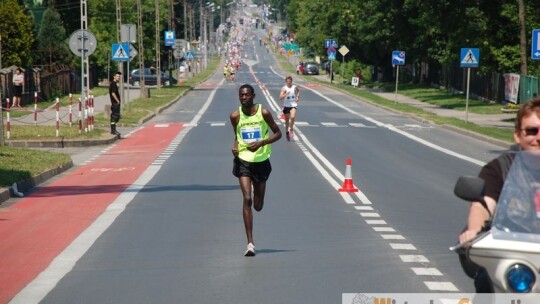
[5,26,512,304]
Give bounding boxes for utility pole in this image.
[155,0,161,88]
[80,0,90,131]
[184,0,188,41]
[115,0,125,107]
[168,0,174,73]
[200,0,203,73]
[137,0,146,97]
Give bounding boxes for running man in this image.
[223,63,229,80]
[278,76,300,141]
[230,84,282,256]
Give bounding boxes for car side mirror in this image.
[454,176,485,202]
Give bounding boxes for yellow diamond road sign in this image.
[339,45,349,56]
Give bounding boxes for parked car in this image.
[129,68,177,86]
[302,62,319,75]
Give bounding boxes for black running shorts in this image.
[282,106,297,115]
[232,157,272,182]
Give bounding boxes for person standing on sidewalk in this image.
[279,76,300,141]
[230,84,282,256]
[12,68,24,108]
[109,72,122,137]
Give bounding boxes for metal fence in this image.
[423,61,539,104]
[0,65,98,106]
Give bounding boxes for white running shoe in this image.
[244,243,256,256]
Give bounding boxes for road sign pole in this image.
[394,65,399,103]
[126,58,130,110]
[341,55,345,84]
[330,61,333,84]
[465,67,471,123]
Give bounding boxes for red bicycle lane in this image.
[0,123,185,303]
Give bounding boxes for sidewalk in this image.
[4,87,142,148]
[9,87,141,126]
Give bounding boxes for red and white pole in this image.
[89,95,94,131]
[33,92,38,125]
[84,97,89,133]
[55,98,60,137]
[78,97,82,134]
[68,93,73,126]
[6,98,11,139]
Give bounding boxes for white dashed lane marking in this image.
[390,243,417,250]
[400,255,429,263]
[381,234,406,240]
[372,227,396,232]
[359,212,380,218]
[365,219,387,225]
[423,282,459,291]
[412,267,443,276]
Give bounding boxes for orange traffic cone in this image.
[339,158,359,192]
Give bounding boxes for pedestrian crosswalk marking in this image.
[202,121,432,130]
[321,122,346,127]
[349,123,376,128]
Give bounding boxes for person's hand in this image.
[232,144,239,156]
[459,229,480,246]
[247,140,265,152]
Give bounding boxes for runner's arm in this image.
[262,108,282,145]
[230,111,240,156]
[278,87,287,100]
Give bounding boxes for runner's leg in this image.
[289,108,297,133]
[239,176,254,245]
[252,180,266,212]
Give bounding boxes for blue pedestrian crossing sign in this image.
[460,48,479,67]
[185,51,195,60]
[112,43,130,61]
[328,50,336,61]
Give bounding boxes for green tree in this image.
[47,0,81,35]
[0,0,35,66]
[37,6,71,68]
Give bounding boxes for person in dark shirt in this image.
[109,72,122,137]
[458,97,540,292]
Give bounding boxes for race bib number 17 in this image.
[241,126,262,143]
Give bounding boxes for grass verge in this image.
[0,146,71,187]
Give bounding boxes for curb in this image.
[0,160,73,206]
[5,134,119,148]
